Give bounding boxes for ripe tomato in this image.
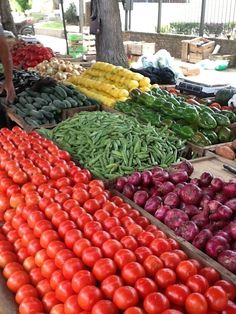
[94,209,110,223]
[103,216,120,230]
[46,241,66,259]
[112,207,127,219]
[63,199,79,212]
[73,188,90,205]
[186,275,209,294]
[27,239,42,256]
[160,252,181,270]
[17,247,30,263]
[45,203,61,219]
[134,216,150,229]
[23,256,36,272]
[10,193,25,208]
[77,213,93,230]
[126,223,143,237]
[38,197,53,211]
[109,226,126,240]
[124,307,145,314]
[51,210,69,228]
[101,275,124,299]
[205,286,228,312]
[40,230,59,248]
[29,267,44,286]
[91,230,111,247]
[41,259,58,279]
[72,270,96,294]
[55,249,75,269]
[102,239,123,258]
[176,260,197,282]
[73,172,90,185]
[50,166,66,180]
[91,300,118,314]
[64,229,83,249]
[7,270,30,293]
[172,249,188,261]
[36,279,52,297]
[165,284,190,306]
[73,238,91,257]
[55,280,74,303]
[137,231,155,246]
[185,292,208,314]
[0,240,14,252]
[0,251,17,268]
[121,262,145,285]
[111,196,123,206]
[155,268,176,289]
[55,177,71,189]
[34,249,48,268]
[83,221,102,239]
[114,249,136,269]
[3,262,23,279]
[215,280,236,301]
[64,294,82,314]
[83,199,100,214]
[19,297,44,314]
[82,246,103,268]
[144,292,170,314]
[135,247,152,263]
[15,284,38,304]
[143,255,164,276]
[50,270,65,291]
[199,267,220,285]
[69,206,85,221]
[42,291,60,312]
[78,285,103,311]
[11,214,25,230]
[135,277,158,299]
[62,257,84,280]
[58,220,77,238]
[113,286,139,310]
[92,258,117,281]
[223,300,236,314]
[149,238,171,256]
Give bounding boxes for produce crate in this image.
[61,104,100,120]
[186,141,233,158]
[209,53,236,67]
[189,37,215,54]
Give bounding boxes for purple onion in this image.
[154,205,170,221]
[144,196,162,214]
[128,172,142,186]
[133,190,149,207]
[116,177,128,192]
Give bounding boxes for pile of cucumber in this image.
[10,83,99,127]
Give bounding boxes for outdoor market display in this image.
[8,80,98,127]
[39,111,185,179]
[67,62,152,107]
[30,57,86,82]
[115,161,236,273]
[115,88,236,146]
[0,127,235,314]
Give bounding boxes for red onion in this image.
[151,166,163,174]
[164,192,180,208]
[201,187,215,199]
[158,181,175,195]
[209,205,232,221]
[182,204,201,217]
[175,160,194,176]
[232,241,236,251]
[214,231,232,242]
[205,236,230,258]
[174,183,185,197]
[200,196,211,211]
[229,221,236,240]
[180,183,203,205]
[205,220,230,233]
[177,221,199,242]
[192,229,213,250]
[169,170,189,184]
[190,178,200,186]
[224,199,236,213]
[208,200,221,213]
[144,196,162,214]
[150,186,161,197]
[214,193,227,204]
[223,182,236,199]
[123,183,136,199]
[211,177,224,192]
[154,205,170,221]
[152,170,169,183]
[133,190,149,207]
[218,250,236,273]
[116,177,128,192]
[199,172,213,187]
[192,212,209,228]
[164,208,189,230]
[128,172,142,186]
[141,171,153,187]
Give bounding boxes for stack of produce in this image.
[30,57,85,81]
[115,88,236,146]
[9,80,98,127]
[214,140,236,160]
[67,61,152,107]
[0,127,235,314]
[11,43,54,69]
[40,111,185,179]
[215,87,236,107]
[116,161,236,273]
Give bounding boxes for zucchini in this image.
[49,94,58,101]
[32,102,42,110]
[67,97,77,107]
[63,100,72,108]
[30,109,45,120]
[54,86,67,98]
[59,85,74,96]
[42,105,58,113]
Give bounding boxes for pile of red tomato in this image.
[0,126,235,314]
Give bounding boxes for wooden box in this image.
[189,37,215,54]
[124,41,155,56]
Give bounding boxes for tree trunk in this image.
[0,0,17,36]
[93,0,128,68]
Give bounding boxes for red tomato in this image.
[73,188,90,205]
[126,223,143,237]
[50,166,66,180]
[55,249,75,269]
[149,238,171,256]
[124,307,145,314]
[63,199,79,212]
[36,279,52,297]
[19,297,44,314]
[12,214,25,229]
[157,310,182,314]
[103,216,120,230]
[34,249,48,268]
[91,300,118,314]
[155,268,176,289]
[23,256,36,272]
[92,258,117,281]
[42,291,60,312]
[176,260,197,282]
[94,209,110,223]
[3,262,23,279]
[91,230,111,247]
[64,294,82,314]
[58,220,77,239]
[82,246,103,268]
[101,275,124,299]
[29,267,44,285]
[102,239,123,258]
[21,183,36,195]
[121,262,145,285]
[113,286,139,310]
[4,208,15,222]
[78,285,103,311]
[173,249,188,261]
[0,240,14,252]
[83,221,102,239]
[73,172,90,184]
[51,210,69,228]
[109,226,126,240]
[69,206,85,221]
[120,216,134,228]
[143,255,164,276]
[31,174,47,186]
[64,229,83,249]
[144,292,170,314]
[17,247,30,263]
[41,259,58,279]
[40,229,59,248]
[223,301,236,314]
[15,284,38,304]
[205,286,228,312]
[135,247,152,263]
[83,199,100,214]
[185,292,208,314]
[199,267,220,285]
[112,207,127,219]
[77,213,93,230]
[33,220,53,238]
[134,216,150,229]
[137,231,155,246]
[160,252,181,270]
[73,238,91,258]
[72,270,96,294]
[7,270,31,292]
[114,249,136,269]
[111,196,123,206]
[189,259,201,271]
[10,193,25,208]
[89,179,104,189]
[135,277,158,299]
[215,280,236,301]
[38,197,54,211]
[62,257,84,280]
[54,193,70,205]
[27,239,42,256]
[186,275,209,294]
[45,203,61,219]
[55,177,71,189]
[120,236,138,251]
[165,284,190,306]
[50,270,65,291]
[55,280,74,303]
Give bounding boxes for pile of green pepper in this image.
[39,111,185,179]
[115,88,236,146]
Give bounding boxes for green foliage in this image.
[65,2,78,25]
[15,0,31,11]
[169,22,200,35]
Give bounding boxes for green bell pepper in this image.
[221,110,236,123]
[217,127,232,143]
[191,131,212,146]
[212,113,230,127]
[171,124,195,140]
[181,105,200,124]
[198,111,217,130]
[137,92,156,107]
[200,129,219,145]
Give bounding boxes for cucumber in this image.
[24,117,40,127]
[27,90,39,97]
[16,109,27,117]
[63,100,72,108]
[18,91,28,97]
[25,103,35,111]
[32,102,43,110]
[35,98,48,106]
[30,109,45,120]
[53,100,66,109]
[67,97,77,107]
[55,86,67,98]
[59,85,74,96]
[41,110,54,119]
[25,96,33,104]
[42,87,55,94]
[49,94,58,101]
[19,97,27,105]
[42,105,58,113]
[41,93,51,102]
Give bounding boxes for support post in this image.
[125,9,128,31]
[79,0,84,33]
[199,0,206,36]
[128,9,131,30]
[157,0,163,33]
[60,0,69,55]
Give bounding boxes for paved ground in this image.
[36,34,67,54]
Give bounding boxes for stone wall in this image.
[123,32,236,59]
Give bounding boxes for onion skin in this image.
[218,250,236,273]
[182,204,201,217]
[192,212,209,228]
[229,221,236,240]
[141,171,153,187]
[192,229,213,250]
[144,196,162,214]
[133,190,149,207]
[223,182,236,199]
[175,160,194,176]
[169,170,189,184]
[232,241,236,251]
[164,192,180,208]
[176,221,199,242]
[123,183,136,199]
[116,177,128,192]
[225,199,236,213]
[164,208,189,230]
[180,183,203,205]
[214,231,232,242]
[158,181,175,195]
[128,172,142,186]
[152,170,169,183]
[211,177,224,192]
[205,236,230,258]
[209,205,232,221]
[154,205,170,222]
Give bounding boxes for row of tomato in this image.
[0,127,235,314]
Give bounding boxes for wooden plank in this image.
[181,40,190,62]
[112,189,236,286]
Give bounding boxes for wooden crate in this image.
[187,141,233,158]
[124,41,155,56]
[62,105,100,120]
[189,37,215,54]
[209,53,236,67]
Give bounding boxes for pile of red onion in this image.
[116,160,236,273]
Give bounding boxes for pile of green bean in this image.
[40,112,185,179]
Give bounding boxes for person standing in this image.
[0,22,15,102]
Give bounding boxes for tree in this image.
[0,0,17,35]
[91,0,128,68]
[15,0,31,11]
